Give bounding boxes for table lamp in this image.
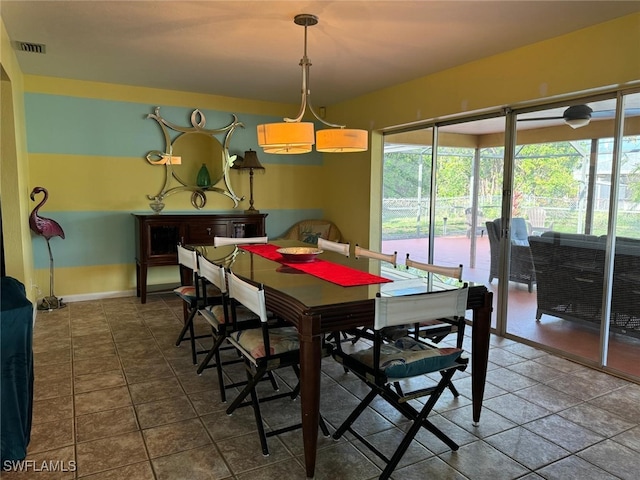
[232,149,265,213]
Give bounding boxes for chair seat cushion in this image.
[350,337,463,378]
[173,284,220,302]
[231,326,299,359]
[202,304,257,329]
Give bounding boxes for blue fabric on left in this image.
[1,277,34,463]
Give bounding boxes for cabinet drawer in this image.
[186,223,229,243]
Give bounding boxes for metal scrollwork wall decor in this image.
[145,107,244,209]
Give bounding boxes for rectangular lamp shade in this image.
[257,122,315,154]
[316,129,368,152]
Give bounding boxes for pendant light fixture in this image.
[256,14,368,154]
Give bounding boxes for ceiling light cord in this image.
[284,18,344,128]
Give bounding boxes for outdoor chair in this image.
[465,207,486,238]
[526,207,554,235]
[331,285,470,480]
[224,271,330,456]
[486,218,536,292]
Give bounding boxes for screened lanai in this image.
[380,89,640,381]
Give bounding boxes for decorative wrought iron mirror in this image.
[145,107,243,210]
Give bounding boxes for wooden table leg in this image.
[471,290,493,425]
[298,314,322,478]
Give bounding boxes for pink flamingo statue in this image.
[29,186,66,310]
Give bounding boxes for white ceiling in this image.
[3,1,640,107]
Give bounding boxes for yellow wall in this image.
[2,12,639,299]
[323,13,640,247]
[1,19,34,296]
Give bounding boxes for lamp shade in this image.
[316,128,368,153]
[234,149,265,170]
[262,144,313,154]
[257,122,315,154]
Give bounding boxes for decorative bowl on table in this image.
[276,247,323,263]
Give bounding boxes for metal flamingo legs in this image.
[41,237,64,310]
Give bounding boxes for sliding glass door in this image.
[381,88,640,381]
[606,91,640,377]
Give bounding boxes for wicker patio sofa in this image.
[528,231,640,337]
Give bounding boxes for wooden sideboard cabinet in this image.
[133,213,267,303]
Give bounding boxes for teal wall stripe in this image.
[24,93,323,165]
[31,209,324,269]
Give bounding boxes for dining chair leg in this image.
[332,389,377,440]
[196,330,226,375]
[188,318,197,365]
[446,380,460,397]
[174,307,197,347]
[247,372,270,456]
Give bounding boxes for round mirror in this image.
[171,132,224,188]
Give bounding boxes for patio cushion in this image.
[174,284,220,302]
[231,326,299,359]
[202,304,258,328]
[350,336,463,378]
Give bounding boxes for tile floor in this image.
[4,293,640,480]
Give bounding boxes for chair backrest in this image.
[465,207,485,224]
[355,245,397,267]
[488,218,530,246]
[197,254,227,294]
[318,238,350,257]
[177,244,199,272]
[527,207,547,228]
[227,271,268,323]
[213,236,268,247]
[374,286,469,330]
[511,218,530,245]
[405,254,463,281]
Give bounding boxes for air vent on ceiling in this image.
[14,41,46,54]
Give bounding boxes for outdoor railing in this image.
[382,196,640,239]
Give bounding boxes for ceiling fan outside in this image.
[519,104,594,129]
[519,104,640,129]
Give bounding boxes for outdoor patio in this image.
[382,235,640,379]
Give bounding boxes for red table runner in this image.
[239,244,392,287]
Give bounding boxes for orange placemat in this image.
[239,244,392,287]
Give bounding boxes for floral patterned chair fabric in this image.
[279,219,343,245]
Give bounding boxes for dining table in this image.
[195,239,493,479]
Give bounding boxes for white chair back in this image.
[227,271,268,323]
[374,286,469,330]
[177,244,199,272]
[405,254,463,281]
[317,238,350,257]
[214,236,268,247]
[354,245,397,266]
[198,254,227,294]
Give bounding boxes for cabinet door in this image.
[147,222,183,260]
